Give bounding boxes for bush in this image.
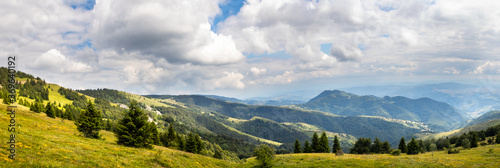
[335,150,344,156]
[391,149,401,156]
[254,144,275,168]
[480,142,488,146]
[448,148,460,154]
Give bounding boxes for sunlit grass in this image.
[0,104,239,167]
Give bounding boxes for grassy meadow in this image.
[1,102,499,167]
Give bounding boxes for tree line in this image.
[293,132,342,154]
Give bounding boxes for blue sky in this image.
[1,0,500,98]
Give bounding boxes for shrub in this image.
[254,144,275,168]
[480,142,488,146]
[448,148,460,154]
[391,149,401,156]
[335,150,344,156]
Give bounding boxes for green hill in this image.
[147,95,429,144]
[467,111,500,127]
[295,90,468,131]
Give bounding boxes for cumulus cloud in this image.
[473,61,500,75]
[90,0,244,65]
[32,49,93,73]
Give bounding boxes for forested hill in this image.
[146,95,429,143]
[294,90,468,132]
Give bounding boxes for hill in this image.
[420,118,500,140]
[3,103,499,167]
[342,82,500,117]
[295,90,468,131]
[146,95,429,144]
[0,104,239,167]
[467,111,500,127]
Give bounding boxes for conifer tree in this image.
[165,122,177,147]
[45,102,56,118]
[319,131,330,153]
[178,134,186,151]
[114,100,156,148]
[76,100,102,139]
[407,137,419,155]
[294,139,302,153]
[311,132,319,153]
[186,132,198,153]
[471,132,479,148]
[332,135,341,153]
[382,141,391,154]
[371,137,382,154]
[303,140,312,153]
[398,137,407,153]
[496,133,500,144]
[195,134,204,154]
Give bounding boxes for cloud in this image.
[90,0,244,65]
[32,49,92,73]
[473,61,500,75]
[250,67,267,76]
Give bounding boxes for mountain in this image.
[342,82,500,117]
[146,95,430,143]
[295,90,468,132]
[466,111,500,127]
[204,95,306,106]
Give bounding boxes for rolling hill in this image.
[294,90,468,132]
[146,95,430,144]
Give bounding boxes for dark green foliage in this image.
[318,132,330,153]
[448,148,460,154]
[76,101,102,139]
[311,132,319,153]
[162,123,177,147]
[350,137,371,154]
[17,78,48,101]
[371,137,382,154]
[45,102,56,118]
[332,135,341,153]
[496,133,500,144]
[406,137,419,155]
[398,137,407,153]
[471,132,479,148]
[234,117,310,143]
[436,137,450,150]
[254,144,275,168]
[213,149,223,159]
[177,135,186,151]
[186,133,204,154]
[381,141,391,154]
[114,100,156,149]
[294,139,302,153]
[303,140,312,153]
[391,149,401,156]
[77,88,130,105]
[462,139,471,149]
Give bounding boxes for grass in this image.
[0,104,239,167]
[242,145,500,167]
[1,102,499,167]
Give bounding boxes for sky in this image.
[1,0,500,99]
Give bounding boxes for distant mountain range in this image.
[292,90,468,132]
[342,82,500,118]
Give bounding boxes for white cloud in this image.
[473,61,500,75]
[32,49,92,73]
[90,0,244,65]
[250,67,267,76]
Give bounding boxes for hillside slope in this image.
[0,104,238,167]
[467,111,500,127]
[147,95,429,143]
[295,90,468,131]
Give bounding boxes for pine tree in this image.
[398,137,407,153]
[195,134,204,154]
[303,140,312,153]
[311,132,319,153]
[294,139,302,153]
[178,135,186,151]
[407,137,419,155]
[114,100,155,148]
[371,137,382,154]
[471,132,479,148]
[76,100,102,139]
[382,141,391,154]
[332,135,341,153]
[496,133,500,144]
[150,122,160,145]
[319,131,330,153]
[254,144,275,168]
[166,123,177,147]
[186,132,198,153]
[45,102,56,118]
